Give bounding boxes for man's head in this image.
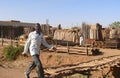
[35,23,42,33]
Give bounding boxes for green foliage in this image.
[109,21,120,28]
[3,45,24,60]
[17,45,24,52]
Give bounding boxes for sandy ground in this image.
[0,45,120,78]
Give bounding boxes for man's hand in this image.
[49,47,57,52]
[22,52,28,57]
[52,47,57,51]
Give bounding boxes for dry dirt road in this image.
[0,46,120,78]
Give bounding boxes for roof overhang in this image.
[0,21,36,27]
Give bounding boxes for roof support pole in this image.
[10,26,12,45]
[67,41,70,53]
[1,26,4,46]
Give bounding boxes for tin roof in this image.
[0,21,36,27]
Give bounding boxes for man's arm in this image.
[22,34,31,55]
[41,36,53,49]
[41,33,56,51]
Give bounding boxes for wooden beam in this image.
[86,45,89,56]
[67,42,70,53]
[1,26,3,46]
[10,26,12,45]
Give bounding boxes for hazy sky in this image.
[0,0,120,28]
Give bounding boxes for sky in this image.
[0,0,120,28]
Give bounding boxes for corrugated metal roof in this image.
[0,21,36,27]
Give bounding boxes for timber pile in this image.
[109,28,120,39]
[82,22,90,45]
[41,24,50,35]
[19,34,28,46]
[104,28,120,48]
[105,39,120,48]
[44,55,120,77]
[53,29,80,45]
[90,23,102,40]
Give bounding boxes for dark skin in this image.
[35,23,42,35]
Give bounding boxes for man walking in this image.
[22,23,55,78]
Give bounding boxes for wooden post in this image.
[55,40,58,47]
[87,69,91,78]
[67,42,69,53]
[86,45,89,56]
[10,26,12,45]
[1,26,3,46]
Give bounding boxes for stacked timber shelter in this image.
[82,22,120,48]
[53,22,103,46]
[0,20,54,39]
[82,22,103,44]
[0,20,54,46]
[53,22,120,48]
[0,20,35,39]
[53,27,80,45]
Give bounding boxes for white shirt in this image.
[79,36,83,45]
[23,31,53,56]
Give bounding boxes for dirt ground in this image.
[0,45,120,78]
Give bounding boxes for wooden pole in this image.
[86,45,89,56]
[87,69,91,78]
[55,40,57,47]
[1,26,3,46]
[10,26,12,45]
[67,42,69,53]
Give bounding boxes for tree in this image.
[109,21,120,28]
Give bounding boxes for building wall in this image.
[0,26,25,39]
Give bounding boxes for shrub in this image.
[3,45,24,60]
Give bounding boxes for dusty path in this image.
[0,67,25,78]
[0,66,38,78]
[0,46,120,78]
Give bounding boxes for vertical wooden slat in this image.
[10,26,12,45]
[86,45,89,56]
[1,26,3,46]
[67,42,69,53]
[55,40,58,47]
